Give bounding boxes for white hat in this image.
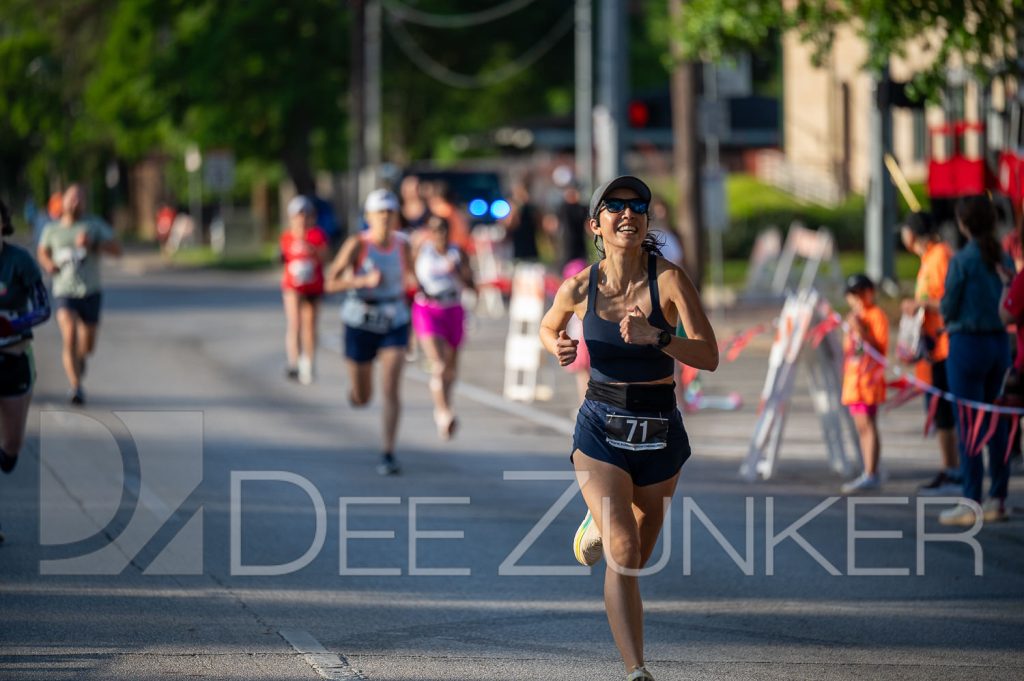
[287,195,314,217]
[364,188,399,213]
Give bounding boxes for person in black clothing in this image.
[556,184,590,270]
[505,181,540,261]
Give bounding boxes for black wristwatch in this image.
[655,329,672,349]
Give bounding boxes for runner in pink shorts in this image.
[411,216,475,439]
[561,258,591,403]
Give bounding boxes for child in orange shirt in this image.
[841,274,889,493]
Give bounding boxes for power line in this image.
[381,0,541,29]
[385,7,574,89]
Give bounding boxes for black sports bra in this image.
[582,254,675,383]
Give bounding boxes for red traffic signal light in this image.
[628,100,650,128]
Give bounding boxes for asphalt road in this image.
[1,258,1022,680]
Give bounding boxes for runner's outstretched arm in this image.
[0,281,51,336]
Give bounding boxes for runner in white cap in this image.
[326,189,413,475]
[280,195,329,384]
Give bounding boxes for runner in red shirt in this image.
[280,196,329,384]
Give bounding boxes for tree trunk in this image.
[668,0,703,288]
[283,118,316,197]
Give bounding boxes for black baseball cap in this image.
[844,273,875,294]
[589,175,652,217]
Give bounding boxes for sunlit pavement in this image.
[1,257,1021,680]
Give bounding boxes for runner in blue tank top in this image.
[540,176,718,681]
[326,189,414,475]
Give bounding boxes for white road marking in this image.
[278,629,365,680]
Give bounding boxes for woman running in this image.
[539,176,718,681]
[326,189,413,475]
[0,198,52,543]
[411,215,474,439]
[36,184,121,405]
[280,196,329,385]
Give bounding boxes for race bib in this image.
[54,247,76,268]
[604,414,669,451]
[287,259,316,286]
[341,298,406,334]
[53,247,86,270]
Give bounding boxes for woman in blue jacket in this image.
[939,194,1013,526]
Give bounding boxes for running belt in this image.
[586,380,676,411]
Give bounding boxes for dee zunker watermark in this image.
[39,412,985,577]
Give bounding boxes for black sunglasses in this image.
[600,198,649,215]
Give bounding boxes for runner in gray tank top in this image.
[326,189,413,475]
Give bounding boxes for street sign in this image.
[702,169,728,233]
[203,150,235,193]
[698,99,729,140]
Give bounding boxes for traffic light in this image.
[628,100,650,128]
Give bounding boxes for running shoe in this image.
[840,473,880,495]
[0,448,17,474]
[626,665,654,681]
[297,356,313,385]
[918,471,963,497]
[69,387,85,406]
[939,502,981,526]
[285,366,299,382]
[434,409,457,441]
[573,510,603,566]
[376,452,401,476]
[982,498,1009,523]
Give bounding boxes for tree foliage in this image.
[0,0,701,203]
[0,0,114,196]
[670,0,1022,97]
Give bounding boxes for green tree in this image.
[379,0,578,161]
[87,0,352,195]
[669,0,1022,97]
[0,0,115,198]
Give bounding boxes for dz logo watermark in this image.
[39,411,203,575]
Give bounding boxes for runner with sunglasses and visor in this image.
[540,176,718,681]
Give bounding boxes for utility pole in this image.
[575,0,593,196]
[595,0,627,182]
[365,0,382,176]
[866,64,896,284]
[348,0,366,236]
[668,0,704,286]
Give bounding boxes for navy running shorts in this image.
[344,323,410,363]
[56,293,102,325]
[571,398,691,486]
